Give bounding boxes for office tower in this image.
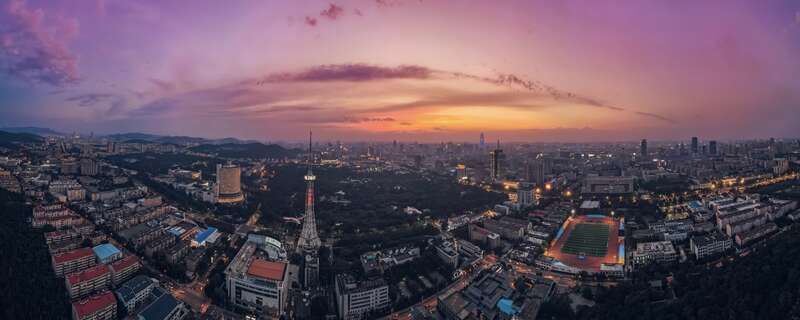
[490,140,502,181]
[691,137,699,154]
[479,132,485,150]
[216,164,244,204]
[298,132,321,289]
[640,139,648,159]
[709,140,717,155]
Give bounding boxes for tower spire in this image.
[308,130,313,172]
[298,130,321,252]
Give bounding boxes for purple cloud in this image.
[0,0,80,86]
[634,111,677,124]
[320,4,344,20]
[66,93,114,107]
[65,92,127,116]
[260,64,432,83]
[304,16,318,27]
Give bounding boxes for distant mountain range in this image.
[0,127,64,136]
[106,132,261,145]
[189,142,300,159]
[0,127,298,158]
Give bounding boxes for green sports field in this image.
[561,223,610,257]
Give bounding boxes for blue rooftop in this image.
[138,289,182,320]
[497,298,520,315]
[194,227,217,243]
[92,243,121,261]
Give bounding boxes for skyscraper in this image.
[530,160,547,187]
[489,140,502,181]
[640,139,648,159]
[709,140,717,155]
[691,137,699,154]
[297,132,321,289]
[216,164,244,204]
[479,132,485,150]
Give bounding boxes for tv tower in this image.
[297,131,321,251]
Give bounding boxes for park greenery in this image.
[0,189,71,319]
[249,164,506,260]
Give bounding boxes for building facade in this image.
[335,274,390,320]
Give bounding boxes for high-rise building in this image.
[709,140,717,156]
[640,139,648,159]
[216,164,244,204]
[489,140,502,181]
[479,132,485,150]
[517,185,535,208]
[106,142,117,154]
[529,159,550,187]
[691,137,699,154]
[335,274,390,320]
[80,158,98,176]
[456,164,467,182]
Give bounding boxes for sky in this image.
[0,0,799,142]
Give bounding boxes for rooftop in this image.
[53,247,94,264]
[67,264,110,285]
[246,259,286,281]
[92,243,121,261]
[138,289,182,320]
[194,227,218,243]
[72,291,116,319]
[110,255,140,272]
[116,275,154,303]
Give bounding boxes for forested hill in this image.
[562,225,800,320]
[189,142,299,159]
[0,130,43,149]
[0,189,71,319]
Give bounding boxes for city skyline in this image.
[2,0,800,142]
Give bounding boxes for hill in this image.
[106,132,258,146]
[189,142,299,159]
[0,130,43,149]
[0,126,63,136]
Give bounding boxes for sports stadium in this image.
[541,214,625,275]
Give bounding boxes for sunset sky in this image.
[1,0,799,142]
